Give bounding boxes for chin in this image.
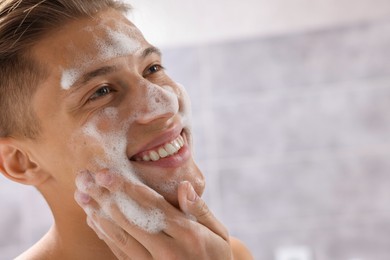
[137,160,205,208]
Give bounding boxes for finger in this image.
[94,169,186,230]
[93,169,193,245]
[75,169,95,190]
[95,168,123,191]
[87,170,174,244]
[78,169,181,255]
[178,181,230,241]
[79,195,151,259]
[75,169,105,198]
[89,214,153,260]
[104,237,134,260]
[93,169,163,211]
[100,192,173,245]
[74,170,110,217]
[74,190,101,217]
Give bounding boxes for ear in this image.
[0,138,48,186]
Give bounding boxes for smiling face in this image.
[27,9,204,209]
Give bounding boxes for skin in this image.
[0,8,253,260]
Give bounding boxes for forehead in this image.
[32,9,148,85]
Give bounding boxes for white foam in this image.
[61,68,81,90]
[112,191,166,233]
[176,83,192,130]
[131,82,179,123]
[60,23,141,90]
[97,28,141,61]
[82,108,140,184]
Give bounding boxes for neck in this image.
[39,208,117,259]
[38,184,118,260]
[48,220,117,260]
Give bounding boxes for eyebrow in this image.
[80,65,118,86]
[141,46,162,58]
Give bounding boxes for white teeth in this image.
[158,148,169,158]
[138,135,185,162]
[164,143,176,154]
[150,151,160,161]
[172,140,181,150]
[177,136,183,146]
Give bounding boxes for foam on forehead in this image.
[96,23,141,62]
[61,68,81,91]
[60,21,142,90]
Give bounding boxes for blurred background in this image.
[1,0,390,259]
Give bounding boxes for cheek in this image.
[68,135,107,169]
[69,107,141,184]
[68,115,125,172]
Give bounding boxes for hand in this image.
[74,169,233,260]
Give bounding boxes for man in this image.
[0,0,253,259]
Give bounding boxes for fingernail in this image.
[75,191,91,204]
[187,182,198,202]
[75,170,94,192]
[96,170,113,187]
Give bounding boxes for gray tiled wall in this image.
[162,17,390,260]
[1,17,390,260]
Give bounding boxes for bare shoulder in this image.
[15,228,58,260]
[15,242,54,260]
[230,236,254,260]
[16,244,52,260]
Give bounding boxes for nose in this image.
[133,80,179,125]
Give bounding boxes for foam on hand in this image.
[112,192,166,233]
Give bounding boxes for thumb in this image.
[178,181,229,241]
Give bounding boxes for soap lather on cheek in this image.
[81,107,139,183]
[76,107,169,234]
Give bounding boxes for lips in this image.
[132,134,185,162]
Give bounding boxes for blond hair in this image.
[0,0,129,138]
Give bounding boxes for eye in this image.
[144,64,165,76]
[88,85,114,101]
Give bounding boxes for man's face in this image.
[28,9,204,207]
